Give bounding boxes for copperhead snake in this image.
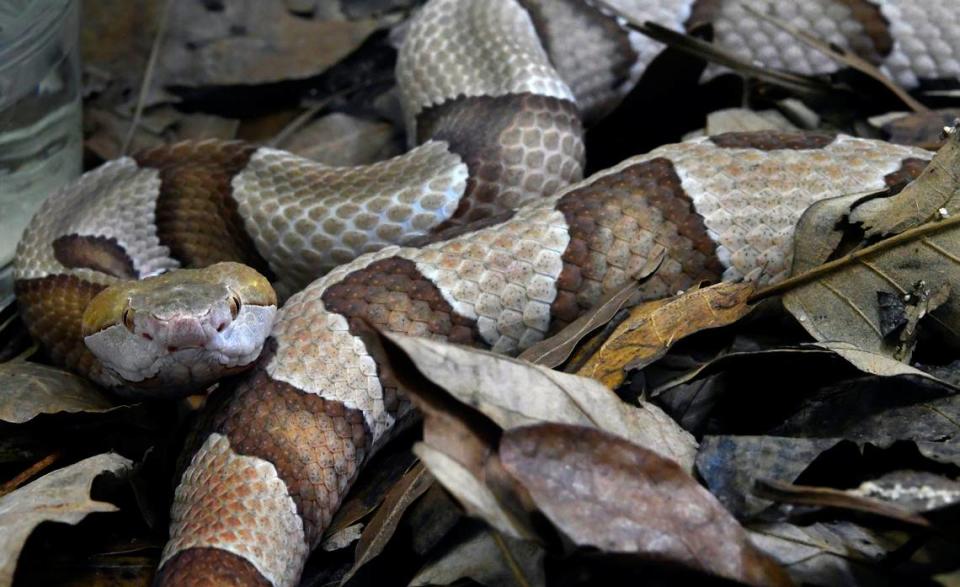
[11,0,958,584]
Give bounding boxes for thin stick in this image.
[750,213,960,302]
[741,4,929,114]
[0,451,61,497]
[591,2,830,96]
[266,76,395,149]
[121,0,176,155]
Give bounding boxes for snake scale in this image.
[11,0,958,585]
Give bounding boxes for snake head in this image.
[81,262,277,398]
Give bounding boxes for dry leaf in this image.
[850,125,957,237]
[705,108,798,134]
[697,436,845,518]
[409,529,545,587]
[277,112,401,165]
[749,521,905,586]
[413,444,531,541]
[0,363,118,424]
[518,247,664,368]
[381,332,697,471]
[499,424,793,587]
[814,342,955,382]
[577,282,755,389]
[160,5,382,91]
[775,129,960,362]
[0,453,132,586]
[871,109,960,150]
[342,462,434,581]
[753,479,931,527]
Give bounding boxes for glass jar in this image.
[0,0,83,296]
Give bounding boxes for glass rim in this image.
[0,0,75,70]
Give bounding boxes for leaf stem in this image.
[751,214,960,302]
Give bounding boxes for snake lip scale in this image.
[11,0,956,585]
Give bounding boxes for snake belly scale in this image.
[10,0,957,585]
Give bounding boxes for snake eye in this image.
[228,294,241,319]
[122,307,136,333]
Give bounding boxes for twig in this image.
[591,1,831,96]
[741,3,929,113]
[266,76,395,149]
[122,0,176,155]
[0,451,61,497]
[750,212,960,302]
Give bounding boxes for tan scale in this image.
[643,134,931,283]
[231,141,469,297]
[162,433,309,587]
[396,0,574,137]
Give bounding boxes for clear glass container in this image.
[0,0,83,293]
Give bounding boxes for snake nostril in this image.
[167,346,178,353]
[142,333,153,341]
[216,322,227,332]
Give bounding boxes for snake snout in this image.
[142,313,219,352]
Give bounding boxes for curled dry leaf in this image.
[381,332,697,471]
[576,282,755,390]
[409,529,545,587]
[0,362,119,424]
[0,453,132,587]
[499,423,793,587]
[276,112,401,166]
[518,247,665,368]
[748,521,905,586]
[697,436,845,519]
[342,462,434,581]
[851,125,959,237]
[413,444,531,541]
[813,342,955,383]
[870,109,960,150]
[753,479,931,527]
[774,127,960,362]
[703,107,799,135]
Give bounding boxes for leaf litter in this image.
[6,4,960,586]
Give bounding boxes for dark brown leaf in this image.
[697,436,844,518]
[499,423,793,587]
[342,462,434,581]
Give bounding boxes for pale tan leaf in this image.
[0,453,132,587]
[410,530,545,587]
[769,128,960,362]
[814,342,953,383]
[383,333,697,471]
[342,463,434,581]
[277,112,401,166]
[850,125,960,237]
[0,363,119,424]
[705,108,798,134]
[413,444,531,541]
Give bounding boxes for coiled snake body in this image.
[12,0,957,584]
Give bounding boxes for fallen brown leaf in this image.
[577,282,755,389]
[342,462,434,581]
[409,529,545,587]
[381,332,697,471]
[0,362,119,424]
[518,247,665,368]
[499,423,793,587]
